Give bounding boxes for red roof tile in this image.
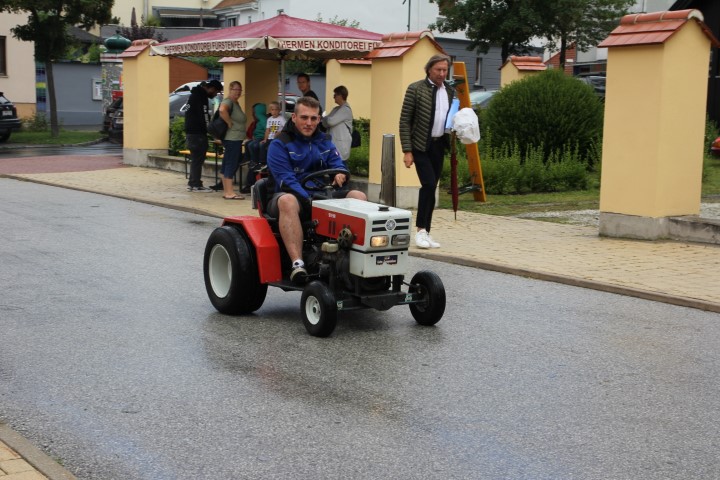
[365,30,445,59]
[599,9,720,48]
[119,40,158,58]
[503,55,547,71]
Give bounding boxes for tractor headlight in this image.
[370,235,389,247]
[392,234,410,246]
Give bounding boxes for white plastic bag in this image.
[452,107,480,144]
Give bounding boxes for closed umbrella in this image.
[450,132,459,220]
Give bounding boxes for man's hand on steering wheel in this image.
[300,168,350,193]
[333,172,347,188]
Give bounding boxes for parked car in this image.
[172,81,224,94]
[109,90,294,144]
[107,107,124,144]
[468,90,497,109]
[0,93,22,142]
[169,91,192,120]
[109,92,223,143]
[102,97,123,133]
[576,75,606,100]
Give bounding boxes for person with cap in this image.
[185,79,223,191]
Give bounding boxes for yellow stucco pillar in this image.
[120,40,170,166]
[220,58,279,116]
[598,10,719,240]
[325,59,372,119]
[366,34,445,207]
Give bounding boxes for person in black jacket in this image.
[185,80,223,191]
[399,54,454,249]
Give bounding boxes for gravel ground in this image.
[514,202,720,227]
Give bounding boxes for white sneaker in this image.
[415,230,431,249]
[426,233,441,248]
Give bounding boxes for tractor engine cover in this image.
[312,198,412,278]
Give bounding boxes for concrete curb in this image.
[0,422,77,480]
[412,250,720,313]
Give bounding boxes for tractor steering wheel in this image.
[300,168,350,193]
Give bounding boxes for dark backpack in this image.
[348,125,361,148]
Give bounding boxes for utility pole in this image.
[402,0,411,31]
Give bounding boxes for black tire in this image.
[301,281,337,337]
[204,225,267,315]
[409,271,446,326]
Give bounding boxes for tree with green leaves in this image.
[430,0,541,64]
[1,0,113,136]
[534,0,634,70]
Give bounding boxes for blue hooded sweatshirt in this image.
[266,119,347,200]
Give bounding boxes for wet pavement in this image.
[0,145,719,479]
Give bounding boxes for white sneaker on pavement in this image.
[426,233,441,248]
[415,230,431,249]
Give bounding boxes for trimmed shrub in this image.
[475,140,589,195]
[484,69,604,167]
[347,117,370,176]
[169,117,186,155]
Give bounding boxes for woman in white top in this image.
[321,85,353,162]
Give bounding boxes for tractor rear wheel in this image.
[204,225,267,315]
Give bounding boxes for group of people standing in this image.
[183,73,355,201]
[184,53,454,254]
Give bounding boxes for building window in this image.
[0,37,6,76]
[474,58,483,87]
[226,17,237,27]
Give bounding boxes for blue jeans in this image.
[246,139,262,164]
[221,140,242,179]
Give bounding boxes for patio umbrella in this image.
[150,13,382,106]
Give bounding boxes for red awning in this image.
[151,13,382,60]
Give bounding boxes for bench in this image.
[178,147,223,184]
[180,140,249,187]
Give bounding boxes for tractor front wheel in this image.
[301,281,337,337]
[409,271,446,326]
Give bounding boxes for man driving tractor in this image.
[266,96,367,283]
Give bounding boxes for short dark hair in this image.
[295,96,321,114]
[333,85,348,101]
[424,54,452,76]
[297,73,310,82]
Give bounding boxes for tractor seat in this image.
[252,176,317,237]
[252,177,275,220]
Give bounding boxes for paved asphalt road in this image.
[1,178,720,479]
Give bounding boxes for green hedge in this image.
[484,69,604,168]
